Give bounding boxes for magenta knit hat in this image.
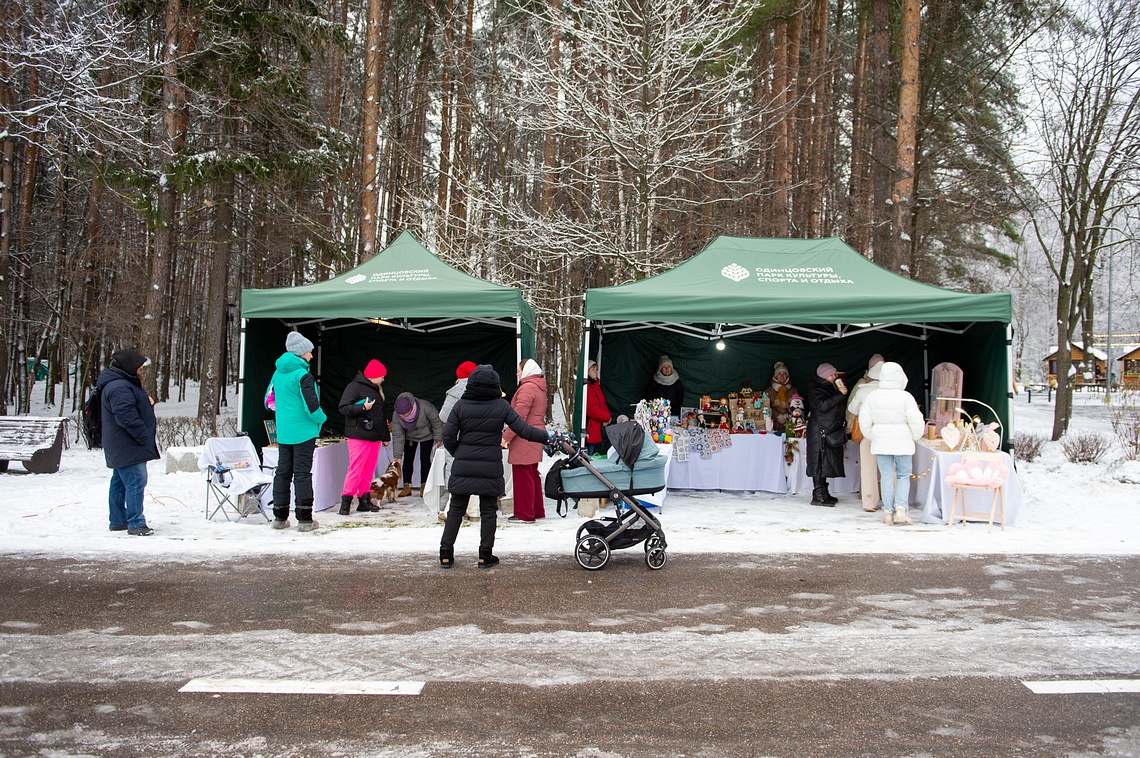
[364,359,387,378]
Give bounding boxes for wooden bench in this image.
[0,417,68,474]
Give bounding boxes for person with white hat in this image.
[845,354,885,512]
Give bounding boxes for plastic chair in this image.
[945,451,1009,533]
[198,437,274,521]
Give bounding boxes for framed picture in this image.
[263,420,278,446]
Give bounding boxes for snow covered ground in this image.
[2,388,1138,561]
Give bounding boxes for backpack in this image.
[82,388,103,450]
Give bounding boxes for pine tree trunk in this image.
[892,0,920,273]
[870,0,895,269]
[358,0,387,258]
[771,16,790,236]
[848,2,871,255]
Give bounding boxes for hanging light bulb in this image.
[716,339,726,351]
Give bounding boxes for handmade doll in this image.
[788,393,807,438]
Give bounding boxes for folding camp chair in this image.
[198,437,274,521]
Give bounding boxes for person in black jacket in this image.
[96,349,160,535]
[806,362,849,507]
[439,364,551,569]
[644,354,685,417]
[337,359,391,515]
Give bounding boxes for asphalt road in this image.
[1,552,1138,756]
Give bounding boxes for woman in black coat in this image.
[806,362,848,507]
[337,359,391,515]
[439,364,550,569]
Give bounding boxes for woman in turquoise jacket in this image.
[269,331,327,531]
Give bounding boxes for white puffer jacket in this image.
[857,362,925,456]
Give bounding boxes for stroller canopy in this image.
[605,421,657,469]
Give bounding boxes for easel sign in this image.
[263,420,278,447]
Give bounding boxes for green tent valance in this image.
[242,230,535,329]
[585,236,1010,327]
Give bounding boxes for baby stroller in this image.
[546,421,668,570]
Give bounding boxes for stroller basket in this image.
[548,421,668,571]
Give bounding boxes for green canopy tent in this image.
[240,231,536,448]
[580,236,1013,447]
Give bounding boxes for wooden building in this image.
[1043,343,1107,388]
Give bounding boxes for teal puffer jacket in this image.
[271,352,327,444]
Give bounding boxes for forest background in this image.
[1,0,1138,440]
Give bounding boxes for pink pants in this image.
[511,463,544,520]
[342,438,383,496]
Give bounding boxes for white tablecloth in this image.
[263,440,405,512]
[263,441,348,512]
[785,439,862,495]
[911,440,1026,526]
[667,433,787,493]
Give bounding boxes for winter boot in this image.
[883,509,895,526]
[477,547,500,569]
[295,502,319,532]
[357,492,379,512]
[821,483,838,504]
[893,506,912,525]
[338,495,353,516]
[810,480,834,507]
[398,483,412,498]
[439,546,454,569]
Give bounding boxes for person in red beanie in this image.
[337,358,391,515]
[435,360,478,522]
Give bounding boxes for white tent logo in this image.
[345,274,366,285]
[721,263,749,282]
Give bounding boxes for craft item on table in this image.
[788,394,807,438]
[717,413,730,429]
[708,428,732,450]
[762,405,774,433]
[684,427,712,458]
[940,423,962,451]
[700,395,714,411]
[783,436,799,465]
[672,428,691,461]
[931,362,964,432]
[944,460,1009,488]
[978,423,1000,452]
[732,419,746,433]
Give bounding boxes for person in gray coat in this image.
[392,392,443,497]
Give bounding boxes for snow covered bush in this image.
[156,416,239,449]
[1011,431,1047,462]
[1108,391,1140,461]
[1061,431,1111,464]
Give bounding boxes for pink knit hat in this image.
[816,363,838,379]
[364,359,387,378]
[868,354,884,369]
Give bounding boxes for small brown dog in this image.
[371,459,402,504]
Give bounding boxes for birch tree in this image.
[1019,0,1140,439]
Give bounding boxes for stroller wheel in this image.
[643,534,663,553]
[576,535,610,570]
[645,547,668,570]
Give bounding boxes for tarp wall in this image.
[242,318,521,450]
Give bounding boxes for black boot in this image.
[810,478,834,507]
[822,484,838,505]
[357,492,379,512]
[338,495,353,516]
[296,501,318,532]
[477,546,500,569]
[439,545,454,569]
